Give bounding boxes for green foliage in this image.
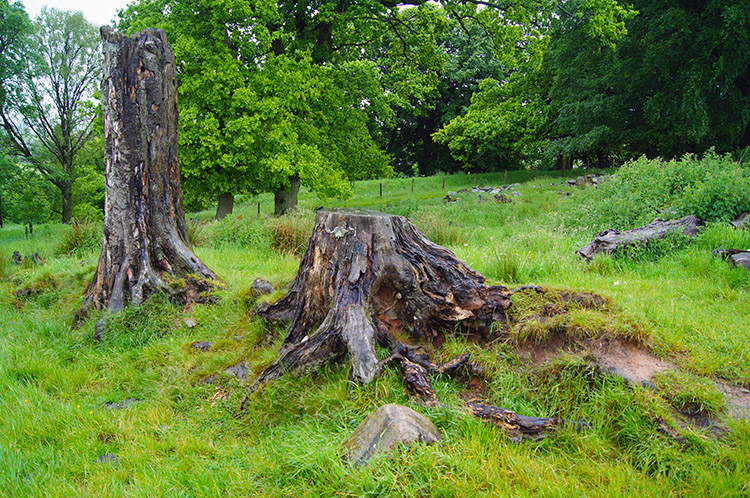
[565,153,750,233]
[0,7,101,223]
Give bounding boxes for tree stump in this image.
[78,28,218,321]
[247,209,512,392]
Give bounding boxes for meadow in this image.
[1,162,749,497]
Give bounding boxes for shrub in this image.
[56,218,102,257]
[270,211,314,256]
[564,152,750,233]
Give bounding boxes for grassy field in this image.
[1,168,749,497]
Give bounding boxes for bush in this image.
[55,218,102,257]
[564,152,750,233]
[270,211,314,256]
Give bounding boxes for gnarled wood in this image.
[244,209,512,400]
[78,28,217,321]
[578,215,703,261]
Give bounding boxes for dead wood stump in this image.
[78,28,218,322]
[246,209,512,396]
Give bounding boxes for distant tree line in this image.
[1,0,747,223]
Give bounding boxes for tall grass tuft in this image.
[55,218,102,257]
[186,218,209,247]
[270,211,314,256]
[410,208,471,247]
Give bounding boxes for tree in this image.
[79,28,218,321]
[434,0,635,170]
[119,0,396,216]
[0,7,100,223]
[451,0,750,169]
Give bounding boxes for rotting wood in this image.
[78,28,218,323]
[241,208,512,408]
[578,215,703,261]
[386,343,566,441]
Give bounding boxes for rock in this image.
[443,191,459,203]
[102,398,141,410]
[510,191,521,197]
[183,317,197,328]
[713,248,750,270]
[343,404,442,467]
[190,341,214,351]
[578,216,704,261]
[731,213,749,229]
[97,453,119,465]
[494,193,512,204]
[224,360,250,380]
[251,278,274,296]
[457,188,469,193]
[12,251,22,265]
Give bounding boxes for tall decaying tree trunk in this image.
[215,192,234,220]
[78,28,218,321]
[274,174,300,216]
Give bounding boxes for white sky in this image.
[21,0,134,27]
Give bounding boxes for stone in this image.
[731,213,749,229]
[343,404,442,467]
[224,360,250,380]
[102,398,141,410]
[184,317,197,328]
[190,341,214,351]
[97,453,119,465]
[251,278,274,296]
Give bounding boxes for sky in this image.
[21,0,133,27]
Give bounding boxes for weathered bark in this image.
[274,174,300,216]
[215,192,234,220]
[578,216,704,261]
[77,28,218,321]
[244,209,512,401]
[60,179,73,224]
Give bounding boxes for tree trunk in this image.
[60,179,73,224]
[215,192,234,220]
[78,28,218,322]
[0,191,4,228]
[246,209,512,395]
[274,175,300,216]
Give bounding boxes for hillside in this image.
[1,167,749,497]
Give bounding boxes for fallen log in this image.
[242,209,512,405]
[578,216,703,261]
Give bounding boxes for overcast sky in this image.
[21,0,133,27]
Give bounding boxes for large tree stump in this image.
[577,215,703,260]
[78,28,218,321]
[247,209,512,393]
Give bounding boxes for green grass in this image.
[1,168,749,497]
